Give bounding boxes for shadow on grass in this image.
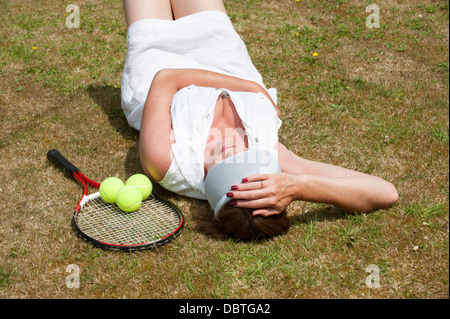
[289,206,353,225]
[86,84,137,141]
[86,85,142,174]
[192,202,359,244]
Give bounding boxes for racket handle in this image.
[47,149,80,177]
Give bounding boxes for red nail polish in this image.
[231,185,238,190]
[242,178,248,183]
[226,192,234,198]
[229,201,237,205]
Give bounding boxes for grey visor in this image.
[204,149,280,218]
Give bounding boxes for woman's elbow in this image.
[387,183,399,206]
[378,182,399,209]
[362,181,399,213]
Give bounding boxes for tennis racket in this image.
[47,149,184,251]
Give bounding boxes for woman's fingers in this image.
[232,181,264,193]
[252,208,281,217]
[232,197,272,209]
[231,174,271,192]
[228,172,298,215]
[242,174,271,184]
[232,198,282,216]
[229,173,278,202]
[230,188,270,200]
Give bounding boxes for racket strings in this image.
[75,197,182,247]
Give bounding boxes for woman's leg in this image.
[122,0,173,27]
[170,0,226,20]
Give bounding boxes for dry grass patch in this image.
[0,0,448,299]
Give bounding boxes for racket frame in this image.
[47,149,184,252]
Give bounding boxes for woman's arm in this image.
[230,172,399,216]
[228,143,399,216]
[139,70,179,181]
[140,68,281,181]
[157,68,281,116]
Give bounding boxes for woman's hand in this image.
[228,170,399,216]
[228,173,300,217]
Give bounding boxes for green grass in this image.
[0,0,448,299]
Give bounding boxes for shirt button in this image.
[254,138,259,143]
[258,93,265,99]
[206,114,210,119]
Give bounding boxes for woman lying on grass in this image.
[120,0,399,241]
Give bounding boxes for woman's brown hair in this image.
[195,204,290,241]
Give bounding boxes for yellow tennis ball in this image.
[126,174,152,200]
[116,186,142,212]
[99,177,124,204]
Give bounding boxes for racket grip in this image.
[47,149,80,177]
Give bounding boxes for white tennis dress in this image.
[161,86,281,199]
[121,10,276,131]
[121,10,280,199]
